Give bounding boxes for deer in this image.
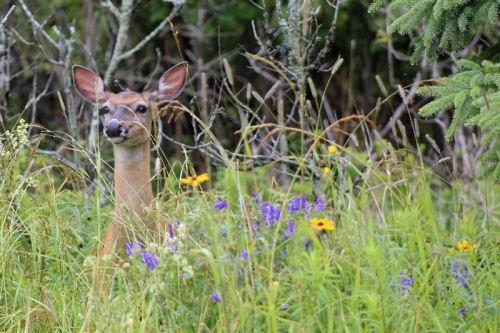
[72,62,188,260]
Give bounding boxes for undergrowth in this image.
[1,118,499,332]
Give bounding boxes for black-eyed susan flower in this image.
[328,145,337,154]
[310,217,335,231]
[180,173,209,186]
[457,240,477,253]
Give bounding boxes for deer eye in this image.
[136,105,148,113]
[101,106,110,114]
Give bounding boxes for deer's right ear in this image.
[72,65,112,104]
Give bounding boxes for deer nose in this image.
[105,119,127,138]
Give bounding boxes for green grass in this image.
[1,121,500,332]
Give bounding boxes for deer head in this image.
[73,63,188,148]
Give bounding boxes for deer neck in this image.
[113,142,153,218]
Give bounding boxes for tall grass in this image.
[1,114,499,332]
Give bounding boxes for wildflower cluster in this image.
[1,119,29,155]
[125,242,159,270]
[288,194,325,214]
[206,190,336,308]
[288,195,309,213]
[260,201,281,227]
[452,262,470,290]
[459,303,474,319]
[166,222,194,277]
[399,273,413,295]
[457,240,477,253]
[180,173,209,187]
[283,220,295,241]
[310,218,334,231]
[449,239,477,255]
[211,292,221,303]
[214,198,228,210]
[315,196,325,212]
[327,145,337,154]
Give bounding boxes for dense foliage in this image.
[1,0,500,331]
[371,0,500,180]
[369,0,500,63]
[418,60,500,179]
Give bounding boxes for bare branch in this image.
[0,5,16,30]
[119,5,182,62]
[18,0,58,47]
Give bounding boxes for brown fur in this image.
[73,63,187,259]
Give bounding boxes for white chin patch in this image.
[107,136,125,144]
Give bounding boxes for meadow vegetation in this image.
[1,110,499,332]
[1,0,500,332]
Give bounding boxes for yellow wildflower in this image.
[323,167,331,174]
[457,240,477,253]
[311,217,335,231]
[180,173,209,187]
[448,248,456,256]
[328,145,337,154]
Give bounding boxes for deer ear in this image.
[73,65,113,104]
[148,62,188,103]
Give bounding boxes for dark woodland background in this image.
[0,0,483,180]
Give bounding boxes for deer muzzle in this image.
[104,119,129,139]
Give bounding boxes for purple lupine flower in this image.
[315,196,325,212]
[280,303,288,311]
[288,195,308,213]
[253,193,262,206]
[272,206,281,221]
[261,201,276,227]
[170,242,179,252]
[241,250,249,261]
[125,242,142,257]
[459,303,474,318]
[452,262,470,290]
[251,221,260,236]
[400,272,413,294]
[141,252,159,270]
[346,288,351,296]
[168,224,174,239]
[214,198,228,210]
[251,221,261,230]
[284,220,295,241]
[221,227,228,237]
[305,238,312,250]
[211,292,221,303]
[281,247,288,256]
[165,225,178,252]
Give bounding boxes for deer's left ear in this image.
[147,62,188,103]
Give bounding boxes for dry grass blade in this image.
[264,81,281,100]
